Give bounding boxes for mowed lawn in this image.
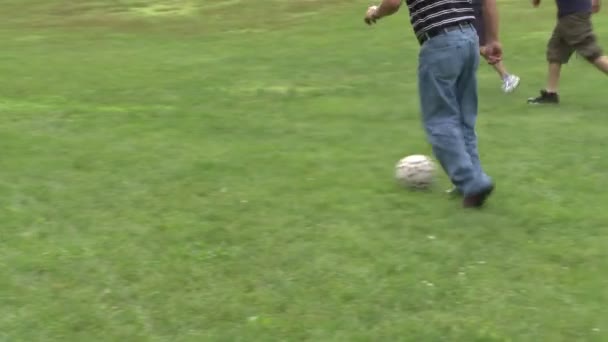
[1,0,608,341]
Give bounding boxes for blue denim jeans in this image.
[418,26,492,196]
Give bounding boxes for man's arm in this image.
[480,0,502,63]
[593,0,601,13]
[375,0,402,19]
[365,0,402,24]
[481,0,499,44]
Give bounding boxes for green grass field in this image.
[1,0,608,340]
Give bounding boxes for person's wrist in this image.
[485,38,498,46]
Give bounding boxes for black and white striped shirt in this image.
[406,0,475,39]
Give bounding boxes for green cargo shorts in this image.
[546,12,603,64]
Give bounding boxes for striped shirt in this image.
[406,0,475,39]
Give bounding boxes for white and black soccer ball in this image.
[395,154,436,189]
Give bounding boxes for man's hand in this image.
[364,5,379,25]
[592,0,601,13]
[484,41,503,65]
[363,0,401,25]
[479,46,490,60]
[532,0,541,7]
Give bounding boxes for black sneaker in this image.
[527,90,559,104]
[463,184,495,208]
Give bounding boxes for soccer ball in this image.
[395,154,436,189]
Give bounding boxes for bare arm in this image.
[481,0,499,43]
[480,0,502,64]
[375,0,402,19]
[593,0,601,13]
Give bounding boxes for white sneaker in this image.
[501,74,520,93]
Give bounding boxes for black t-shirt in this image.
[556,0,591,17]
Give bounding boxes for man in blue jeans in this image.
[364,0,501,208]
